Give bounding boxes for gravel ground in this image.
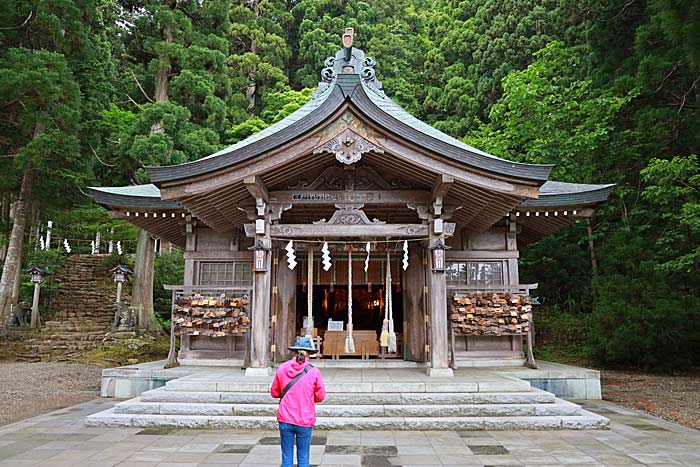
[0,362,102,426]
[602,368,700,430]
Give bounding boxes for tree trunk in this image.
[245,2,259,116]
[0,193,11,262]
[586,218,598,278]
[0,172,33,334]
[150,25,172,134]
[130,21,173,332]
[131,229,160,333]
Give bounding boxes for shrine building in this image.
[88,32,613,377]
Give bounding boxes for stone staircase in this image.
[87,368,609,430]
[17,255,131,361]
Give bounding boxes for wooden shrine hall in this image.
[88,30,613,377]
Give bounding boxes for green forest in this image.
[0,0,698,370]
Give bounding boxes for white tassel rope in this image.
[345,247,355,353]
[305,248,314,345]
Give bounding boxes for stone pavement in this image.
[0,398,698,466]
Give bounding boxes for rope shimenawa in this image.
[269,237,432,244]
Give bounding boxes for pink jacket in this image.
[270,358,326,427]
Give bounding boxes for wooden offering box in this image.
[323,330,379,357]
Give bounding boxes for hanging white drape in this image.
[344,248,355,353]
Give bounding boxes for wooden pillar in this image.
[247,221,272,375]
[427,234,453,377]
[274,250,296,362]
[179,229,196,358]
[403,244,425,362]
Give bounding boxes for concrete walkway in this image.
[0,398,698,466]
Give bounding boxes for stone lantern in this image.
[110,264,132,303]
[26,265,51,330]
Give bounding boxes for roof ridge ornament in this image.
[317,28,384,96]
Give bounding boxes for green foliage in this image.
[532,306,591,366]
[153,250,184,329]
[589,271,700,370]
[85,336,172,367]
[472,41,635,181]
[641,155,700,275]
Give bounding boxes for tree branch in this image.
[131,70,154,103]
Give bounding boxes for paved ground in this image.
[0,398,698,466]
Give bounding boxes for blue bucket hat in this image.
[288,337,317,354]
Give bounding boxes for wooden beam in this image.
[431,174,454,201]
[245,222,456,238]
[244,175,269,203]
[269,190,430,205]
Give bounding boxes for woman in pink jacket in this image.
[270,337,326,467]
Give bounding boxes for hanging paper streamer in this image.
[91,240,96,255]
[285,240,297,270]
[402,240,409,270]
[63,238,72,254]
[116,241,123,255]
[364,242,370,272]
[39,236,45,251]
[321,242,332,271]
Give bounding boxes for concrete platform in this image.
[100,359,602,400]
[89,366,609,430]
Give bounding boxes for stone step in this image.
[140,388,555,405]
[87,408,609,430]
[163,379,531,393]
[114,399,581,417]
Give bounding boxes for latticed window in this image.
[447,261,504,287]
[199,263,252,286]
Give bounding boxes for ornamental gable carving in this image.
[313,204,385,225]
[314,128,384,165]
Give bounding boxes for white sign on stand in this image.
[327,319,344,331]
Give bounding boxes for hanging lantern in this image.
[429,238,451,272]
[248,239,271,272]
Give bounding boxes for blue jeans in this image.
[279,421,312,467]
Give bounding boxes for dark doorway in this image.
[295,284,404,337]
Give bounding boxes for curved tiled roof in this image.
[147,46,554,185]
[520,181,616,208]
[86,184,180,209]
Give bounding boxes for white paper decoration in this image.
[364,242,371,272]
[39,236,45,251]
[63,238,71,254]
[285,240,297,270]
[402,240,409,270]
[321,242,332,271]
[91,240,96,255]
[116,241,123,255]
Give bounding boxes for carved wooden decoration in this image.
[314,128,384,165]
[314,204,385,225]
[288,164,411,191]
